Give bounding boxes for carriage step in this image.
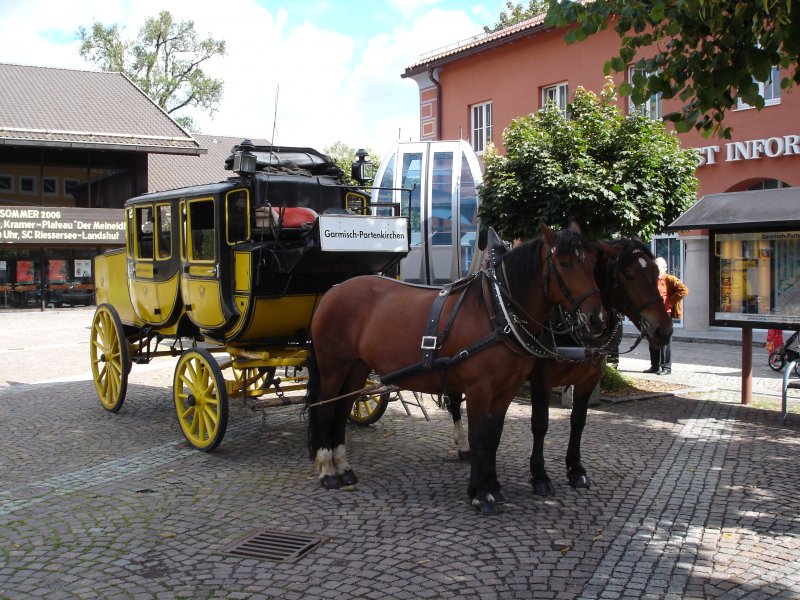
[248,395,306,410]
[395,391,431,421]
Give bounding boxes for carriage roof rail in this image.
[224,141,342,177]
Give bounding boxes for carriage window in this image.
[134,206,154,259]
[156,204,172,259]
[126,208,134,257]
[188,199,215,261]
[226,189,249,244]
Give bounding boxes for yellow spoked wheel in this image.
[89,304,130,413]
[173,348,229,451]
[348,377,390,426]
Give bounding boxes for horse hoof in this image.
[568,473,591,489]
[457,450,471,462]
[320,474,341,489]
[530,478,555,496]
[338,469,358,486]
[493,490,506,504]
[471,494,499,515]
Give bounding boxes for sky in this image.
[0,0,509,156]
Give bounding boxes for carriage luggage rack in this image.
[220,529,326,562]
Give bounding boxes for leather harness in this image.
[379,231,600,388]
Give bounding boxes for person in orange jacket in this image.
[645,257,689,375]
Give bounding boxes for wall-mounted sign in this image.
[0,206,125,245]
[697,134,800,167]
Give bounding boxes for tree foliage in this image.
[545,0,799,138]
[484,1,548,32]
[323,142,381,187]
[78,11,225,131]
[478,80,698,241]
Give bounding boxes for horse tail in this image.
[303,342,321,458]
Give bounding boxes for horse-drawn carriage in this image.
[89,138,673,514]
[90,140,408,450]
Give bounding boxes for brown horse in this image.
[445,238,672,494]
[528,238,671,494]
[305,222,608,514]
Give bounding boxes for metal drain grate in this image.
[221,530,325,562]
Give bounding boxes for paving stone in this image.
[1,311,800,598]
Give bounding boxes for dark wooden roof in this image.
[148,134,273,192]
[0,63,201,155]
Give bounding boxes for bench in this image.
[781,359,800,424]
[254,206,318,233]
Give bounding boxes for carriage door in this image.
[180,197,225,329]
[128,204,162,323]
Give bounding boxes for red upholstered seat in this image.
[280,206,318,228]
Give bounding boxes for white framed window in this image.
[737,65,781,110]
[20,176,36,195]
[471,101,493,154]
[747,179,790,191]
[43,176,58,196]
[628,66,662,119]
[542,82,569,117]
[0,174,12,193]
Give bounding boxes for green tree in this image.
[484,1,548,32]
[478,80,698,241]
[78,11,225,132]
[545,0,799,138]
[323,142,381,187]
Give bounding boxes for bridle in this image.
[541,241,602,332]
[605,246,663,332]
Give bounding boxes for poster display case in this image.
[712,230,800,327]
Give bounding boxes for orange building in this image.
[403,15,800,333]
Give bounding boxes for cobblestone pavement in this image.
[1,309,800,599]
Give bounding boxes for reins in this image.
[307,232,651,408]
[378,233,603,385]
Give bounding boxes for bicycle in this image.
[768,329,800,376]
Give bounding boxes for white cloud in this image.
[0,0,488,154]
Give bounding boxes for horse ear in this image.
[539,222,556,248]
[595,240,617,257]
[568,219,582,235]
[478,228,488,251]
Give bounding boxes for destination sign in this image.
[319,215,409,252]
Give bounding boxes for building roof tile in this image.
[0,63,201,154]
[148,134,273,192]
[403,13,548,76]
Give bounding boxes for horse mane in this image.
[607,237,654,267]
[499,228,590,298]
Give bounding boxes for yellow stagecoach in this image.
[90,140,408,450]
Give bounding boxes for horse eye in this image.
[559,260,570,269]
[623,271,634,281]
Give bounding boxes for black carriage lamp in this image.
[233,139,258,176]
[351,148,374,185]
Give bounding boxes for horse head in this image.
[539,222,607,338]
[597,238,672,347]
